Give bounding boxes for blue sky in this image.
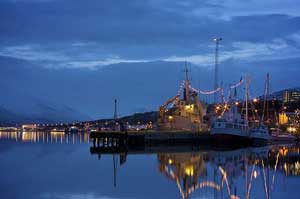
[0,0,300,69]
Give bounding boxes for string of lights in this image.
[230,78,243,89]
[177,80,186,96]
[189,86,222,95]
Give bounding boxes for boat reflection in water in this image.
[91,143,300,199]
[2,131,299,199]
[157,152,216,199]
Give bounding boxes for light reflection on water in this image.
[155,147,298,199]
[0,132,300,199]
[0,131,90,144]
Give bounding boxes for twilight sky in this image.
[0,0,300,69]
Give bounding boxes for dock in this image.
[90,131,212,145]
[90,131,226,157]
[89,130,258,156]
[90,130,298,155]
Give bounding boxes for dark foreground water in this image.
[1,132,300,199]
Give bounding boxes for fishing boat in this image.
[249,124,271,143]
[211,77,251,143]
[211,112,250,142]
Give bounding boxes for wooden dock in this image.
[89,130,217,155]
[90,131,212,145]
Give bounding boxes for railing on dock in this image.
[90,131,128,149]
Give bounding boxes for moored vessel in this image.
[271,128,297,142]
[211,77,251,144]
[249,124,271,143]
[157,66,207,132]
[211,116,250,143]
[249,74,272,143]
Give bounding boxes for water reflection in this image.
[91,144,300,199]
[0,131,90,144]
[1,132,300,199]
[158,152,214,199]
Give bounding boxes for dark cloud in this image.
[0,0,299,119]
[0,0,299,69]
[1,0,299,45]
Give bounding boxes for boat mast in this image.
[234,87,238,117]
[262,73,270,123]
[266,73,270,121]
[184,62,190,103]
[245,75,249,127]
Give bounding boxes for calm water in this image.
[1,132,300,199]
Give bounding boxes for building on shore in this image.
[22,124,37,131]
[283,89,300,103]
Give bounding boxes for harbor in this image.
[1,1,300,199]
[3,63,299,147]
[2,40,299,147]
[2,69,300,146]
[87,68,299,147]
